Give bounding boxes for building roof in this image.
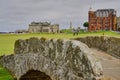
[96,9,116,14]
[29,22,51,26]
[97,9,115,11]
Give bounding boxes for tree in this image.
[83,22,89,31]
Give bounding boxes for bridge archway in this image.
[0,38,103,80]
[20,70,52,80]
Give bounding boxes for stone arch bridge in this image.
[0,38,103,80]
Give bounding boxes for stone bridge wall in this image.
[0,37,103,80]
[75,36,120,58]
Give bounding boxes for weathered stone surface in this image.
[75,36,120,58]
[0,38,103,80]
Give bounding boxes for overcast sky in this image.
[0,0,120,32]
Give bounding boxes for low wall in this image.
[75,36,120,58]
[0,37,103,80]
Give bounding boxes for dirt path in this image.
[91,48,120,80]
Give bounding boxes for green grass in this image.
[0,31,119,79]
[0,65,14,80]
[0,31,120,55]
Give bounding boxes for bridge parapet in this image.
[75,36,120,58]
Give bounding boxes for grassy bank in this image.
[0,65,14,80]
[0,31,119,56]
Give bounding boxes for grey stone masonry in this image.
[28,22,59,33]
[75,36,120,58]
[0,38,103,80]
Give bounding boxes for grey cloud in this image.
[0,0,120,31]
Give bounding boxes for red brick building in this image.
[88,8,117,31]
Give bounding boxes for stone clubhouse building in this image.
[28,22,59,33]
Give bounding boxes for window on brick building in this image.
[100,12,102,17]
[96,12,99,17]
[103,11,106,17]
[106,11,109,17]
